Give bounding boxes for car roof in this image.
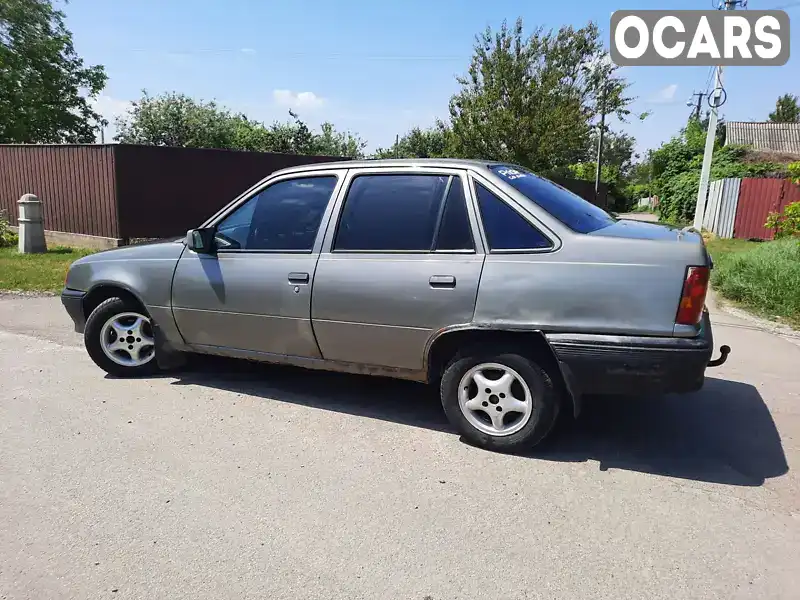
[273,157,505,176]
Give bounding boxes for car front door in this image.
[311,168,485,371]
[171,171,344,358]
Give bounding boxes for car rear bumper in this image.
[546,311,716,397]
[61,288,86,333]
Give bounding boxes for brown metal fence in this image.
[734,178,800,240]
[0,144,346,241]
[0,145,118,237]
[113,145,344,239]
[552,178,608,209]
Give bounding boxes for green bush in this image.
[0,210,19,248]
[765,201,800,238]
[711,238,800,327]
[787,161,800,184]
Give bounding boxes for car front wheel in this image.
[84,297,160,377]
[440,351,561,453]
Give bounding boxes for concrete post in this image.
[17,194,47,254]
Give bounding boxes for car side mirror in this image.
[186,227,216,254]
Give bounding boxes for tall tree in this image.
[115,91,365,158]
[447,18,633,173]
[0,0,107,143]
[768,94,800,123]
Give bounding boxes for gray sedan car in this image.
[61,159,728,452]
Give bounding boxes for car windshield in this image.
[490,165,616,234]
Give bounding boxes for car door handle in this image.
[429,275,456,288]
[288,272,310,284]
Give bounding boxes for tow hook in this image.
[708,345,731,367]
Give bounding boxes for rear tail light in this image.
[675,266,710,325]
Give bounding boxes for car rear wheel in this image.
[84,297,160,377]
[440,351,560,453]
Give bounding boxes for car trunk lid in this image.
[587,219,704,243]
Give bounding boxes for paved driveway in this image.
[0,295,798,599]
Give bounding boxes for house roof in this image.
[726,121,800,153]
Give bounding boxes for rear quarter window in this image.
[490,166,616,234]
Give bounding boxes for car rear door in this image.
[171,170,345,358]
[311,167,485,371]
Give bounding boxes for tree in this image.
[115,91,366,158]
[115,92,239,149]
[373,123,450,158]
[768,94,800,123]
[0,0,107,143]
[447,19,633,173]
[313,122,366,158]
[645,119,783,223]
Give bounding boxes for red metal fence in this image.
[734,178,800,240]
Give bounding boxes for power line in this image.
[702,66,716,95]
[128,48,466,61]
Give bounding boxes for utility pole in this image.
[687,91,706,120]
[693,0,739,230]
[594,82,607,202]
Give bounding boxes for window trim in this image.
[209,172,344,255]
[468,173,560,254]
[323,167,483,255]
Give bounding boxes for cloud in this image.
[649,84,678,104]
[240,48,257,54]
[91,94,132,123]
[272,89,325,111]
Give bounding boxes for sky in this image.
[63,0,800,158]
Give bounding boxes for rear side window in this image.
[475,184,552,251]
[335,174,473,252]
[490,165,615,233]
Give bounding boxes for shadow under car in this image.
[140,356,787,487]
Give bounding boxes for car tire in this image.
[440,351,561,453]
[84,297,160,378]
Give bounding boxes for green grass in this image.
[0,246,95,293]
[707,237,800,328]
[705,237,759,257]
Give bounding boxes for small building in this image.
[726,121,800,154]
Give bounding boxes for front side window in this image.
[334,174,453,251]
[475,183,552,251]
[215,176,337,251]
[490,165,615,233]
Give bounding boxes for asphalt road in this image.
[1,295,798,600]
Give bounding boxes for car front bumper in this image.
[61,288,86,333]
[547,311,719,397]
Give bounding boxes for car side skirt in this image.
[187,343,428,382]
